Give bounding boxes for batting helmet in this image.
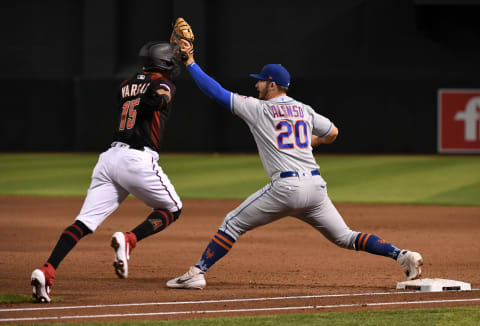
[139,41,180,77]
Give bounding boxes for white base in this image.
[396,278,471,292]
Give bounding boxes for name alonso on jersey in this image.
[121,82,150,99]
[268,104,304,119]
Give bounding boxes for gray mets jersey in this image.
[231,94,333,177]
[214,93,358,252]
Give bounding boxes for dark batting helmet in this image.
[139,41,180,77]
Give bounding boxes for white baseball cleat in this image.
[166,266,206,289]
[397,250,423,281]
[31,264,55,303]
[111,232,132,279]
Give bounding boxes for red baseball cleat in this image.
[31,263,56,303]
[111,232,137,278]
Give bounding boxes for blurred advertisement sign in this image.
[438,89,480,153]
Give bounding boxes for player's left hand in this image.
[177,39,194,64]
[170,17,194,63]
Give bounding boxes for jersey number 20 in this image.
[276,120,309,149]
[119,99,140,131]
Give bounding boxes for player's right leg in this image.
[31,150,129,302]
[167,182,288,289]
[110,148,182,278]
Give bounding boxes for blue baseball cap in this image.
[250,64,290,87]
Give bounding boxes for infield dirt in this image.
[0,196,479,322]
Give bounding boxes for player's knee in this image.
[74,220,93,235]
[73,218,95,234]
[218,227,242,242]
[333,238,350,249]
[147,208,180,233]
[332,231,358,250]
[219,218,248,241]
[172,209,181,221]
[61,220,93,244]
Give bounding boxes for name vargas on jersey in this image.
[121,82,150,99]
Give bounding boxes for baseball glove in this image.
[170,17,194,62]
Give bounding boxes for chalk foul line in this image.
[1,297,480,322]
[2,289,479,312]
[0,298,480,322]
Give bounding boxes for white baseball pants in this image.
[75,142,182,232]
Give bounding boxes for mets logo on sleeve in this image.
[438,89,480,153]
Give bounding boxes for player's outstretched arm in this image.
[187,63,232,109]
[177,39,232,110]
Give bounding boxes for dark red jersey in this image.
[115,72,176,152]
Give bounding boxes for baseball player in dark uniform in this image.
[166,33,423,289]
[30,41,183,303]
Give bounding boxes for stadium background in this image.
[1,1,480,323]
[2,0,480,153]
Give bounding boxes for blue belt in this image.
[280,170,320,178]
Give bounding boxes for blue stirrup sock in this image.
[355,233,401,260]
[195,230,236,272]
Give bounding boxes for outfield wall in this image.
[2,0,479,153]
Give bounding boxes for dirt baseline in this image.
[0,196,479,323]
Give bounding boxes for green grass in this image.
[0,153,479,205]
[1,153,479,324]
[0,293,36,304]
[0,293,62,304]
[315,155,480,205]
[11,306,480,326]
[0,153,96,196]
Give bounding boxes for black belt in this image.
[280,170,320,178]
[111,141,144,151]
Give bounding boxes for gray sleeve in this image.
[308,106,333,137]
[231,93,261,125]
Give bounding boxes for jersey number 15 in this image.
[276,120,309,150]
[119,99,140,131]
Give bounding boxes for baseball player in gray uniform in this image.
[166,39,423,289]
